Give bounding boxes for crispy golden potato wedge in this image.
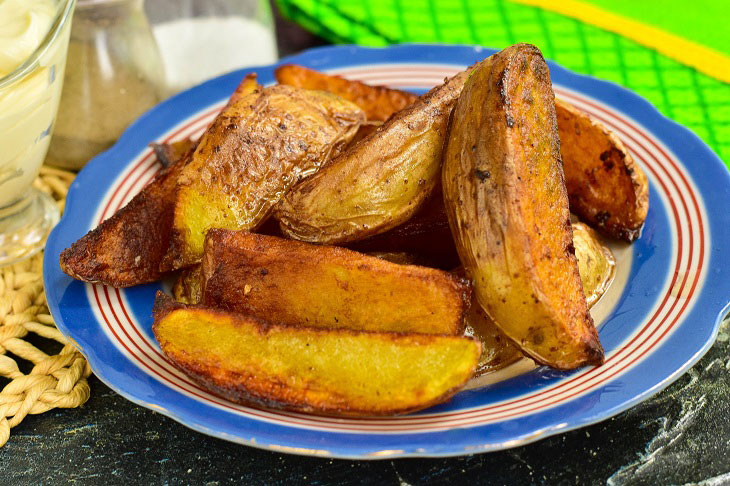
[173,250,421,304]
[442,44,603,370]
[167,85,365,269]
[172,264,202,304]
[464,222,615,373]
[60,74,261,287]
[151,139,196,169]
[556,99,649,241]
[201,230,470,335]
[153,293,481,416]
[274,69,470,245]
[275,64,418,122]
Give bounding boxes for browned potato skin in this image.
[442,44,603,370]
[463,223,615,374]
[153,293,481,416]
[275,64,418,122]
[173,249,422,303]
[151,138,196,169]
[59,139,198,287]
[274,69,470,245]
[167,84,366,269]
[276,65,414,153]
[556,99,649,241]
[60,74,261,287]
[201,230,471,335]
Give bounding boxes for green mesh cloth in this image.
[276,0,730,169]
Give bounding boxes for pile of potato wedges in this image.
[60,44,647,416]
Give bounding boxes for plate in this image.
[43,44,730,459]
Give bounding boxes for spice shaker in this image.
[145,0,278,93]
[47,0,165,170]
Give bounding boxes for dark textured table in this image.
[3,7,729,485]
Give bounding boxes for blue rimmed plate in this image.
[43,44,730,459]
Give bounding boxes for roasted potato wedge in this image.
[153,294,481,416]
[465,222,615,373]
[556,99,649,241]
[274,69,470,245]
[60,74,261,287]
[167,85,365,269]
[276,64,418,155]
[173,249,422,304]
[151,138,196,169]
[442,44,603,370]
[172,264,202,304]
[201,230,470,335]
[60,152,189,287]
[275,64,418,122]
[281,66,647,242]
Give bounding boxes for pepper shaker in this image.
[47,0,165,170]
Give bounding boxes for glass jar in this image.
[145,0,278,93]
[0,0,75,265]
[46,0,166,170]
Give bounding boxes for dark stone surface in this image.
[4,5,728,485]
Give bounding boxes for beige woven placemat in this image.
[0,166,91,447]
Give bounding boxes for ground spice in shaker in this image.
[47,0,165,170]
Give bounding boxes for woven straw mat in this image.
[0,166,91,447]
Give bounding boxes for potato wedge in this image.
[275,64,418,122]
[153,293,481,416]
[167,85,365,269]
[60,152,189,287]
[201,230,470,335]
[60,74,261,287]
[556,99,649,241]
[173,250,422,305]
[274,69,470,245]
[442,44,603,369]
[465,222,615,373]
[279,66,647,242]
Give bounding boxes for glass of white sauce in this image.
[0,0,75,265]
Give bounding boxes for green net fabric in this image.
[276,0,730,169]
